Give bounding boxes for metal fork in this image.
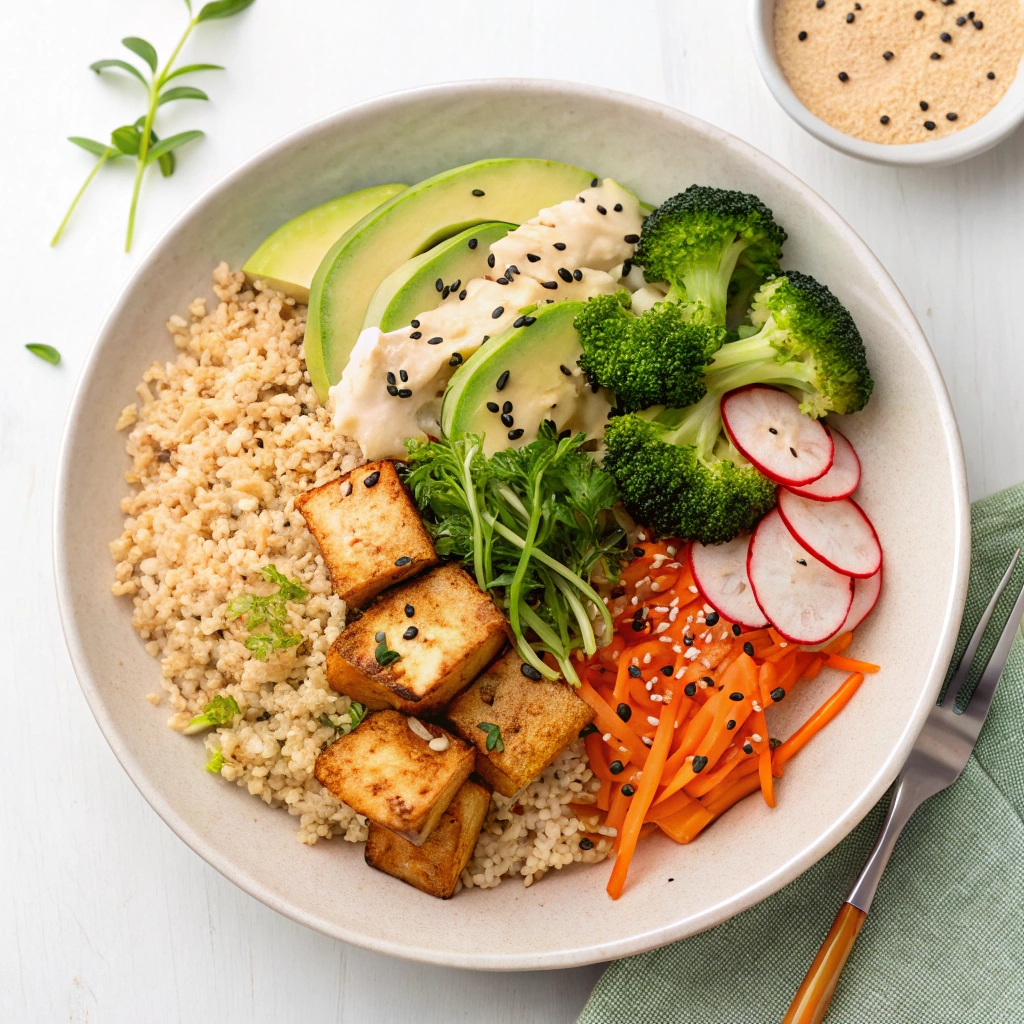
[783,549,1024,1024]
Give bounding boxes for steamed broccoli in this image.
[704,271,873,416]
[574,294,725,412]
[635,185,787,326]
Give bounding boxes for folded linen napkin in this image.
[580,483,1024,1024]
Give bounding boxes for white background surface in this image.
[2,1,1022,1021]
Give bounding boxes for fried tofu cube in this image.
[363,778,491,898]
[294,460,438,607]
[326,563,508,713]
[447,647,595,797]
[314,709,474,844]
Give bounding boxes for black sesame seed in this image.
[732,624,743,637]
[459,290,467,301]
[974,19,983,29]
[487,402,499,412]
[616,703,632,722]
[915,9,924,18]
[920,100,929,110]
[941,31,952,41]
[492,306,505,319]
[405,604,415,617]
[799,30,808,40]
[622,259,633,275]
[609,760,624,775]
[924,120,937,130]
[883,50,894,60]
[621,784,636,797]
[513,316,526,328]
[410,319,420,328]
[578,196,585,203]
[880,115,891,124]
[506,265,519,277]
[399,369,408,382]
[743,641,755,656]
[526,253,541,262]
[386,385,399,397]
[502,401,512,414]
[614,203,623,211]
[435,278,444,292]
[579,837,595,850]
[705,612,720,626]
[482,336,490,344]
[931,52,942,59]
[487,253,495,268]
[743,742,754,754]
[397,388,412,398]
[472,188,485,196]
[449,352,463,367]
[467,238,478,249]
[816,0,824,7]
[553,242,567,251]
[633,546,646,557]
[501,413,514,428]
[427,336,443,345]
[386,371,396,385]
[968,10,975,18]
[450,279,461,292]
[957,15,967,24]
[692,755,709,774]
[683,635,694,647]
[726,720,736,730]
[496,370,510,391]
[631,620,645,632]
[846,12,854,22]
[623,233,640,243]
[441,286,450,300]
[403,626,418,640]
[838,71,850,82]
[729,691,744,702]
[797,559,808,566]
[628,665,642,678]
[410,331,422,339]
[560,364,573,376]
[988,71,996,79]
[375,631,386,643]
[363,470,380,488]
[947,112,958,121]
[591,177,599,186]
[541,281,559,289]
[507,428,524,440]
[771,687,786,702]
[558,428,571,439]
[661,665,673,676]
[496,277,509,285]
[769,427,778,435]
[573,269,583,281]
[596,205,607,215]
[522,316,536,326]
[558,267,573,282]
[255,438,263,448]
[579,722,598,737]
[684,682,697,697]
[521,663,544,680]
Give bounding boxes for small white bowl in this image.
[750,0,1024,166]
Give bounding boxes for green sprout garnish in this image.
[183,693,240,735]
[227,565,307,661]
[477,722,504,753]
[374,632,401,667]
[204,749,225,773]
[319,701,368,735]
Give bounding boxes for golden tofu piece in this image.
[363,778,491,898]
[294,460,438,607]
[314,709,474,844]
[327,563,508,713]
[447,647,594,797]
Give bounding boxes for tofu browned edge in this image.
[326,563,509,713]
[364,777,492,899]
[447,647,595,798]
[294,460,438,608]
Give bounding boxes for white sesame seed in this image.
[698,678,709,689]
[654,606,669,613]
[666,545,677,556]
[619,746,629,753]
[752,701,762,712]
[751,733,763,743]
[700,658,711,668]
[684,648,699,661]
[602,732,612,742]
[688,585,698,594]
[646,680,655,691]
[655,622,670,634]
[631,657,639,666]
[407,717,433,742]
[670,597,680,608]
[720,631,729,640]
[643,653,652,665]
[642,736,653,746]
[647,715,660,727]
[780,641,788,648]
[668,562,681,569]
[650,583,661,592]
[650,693,664,702]
[669,608,679,622]
[672,645,683,653]
[613,649,620,660]
[428,735,450,752]
[638,532,647,541]
[675,668,685,679]
[660,636,673,644]
[630,596,638,606]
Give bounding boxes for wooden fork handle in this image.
[781,902,867,1024]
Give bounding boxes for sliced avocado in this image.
[365,221,516,333]
[441,301,611,456]
[242,183,406,303]
[306,158,597,400]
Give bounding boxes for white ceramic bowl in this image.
[55,80,970,969]
[750,0,1024,166]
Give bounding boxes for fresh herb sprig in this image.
[204,748,226,773]
[184,693,240,734]
[25,344,61,365]
[51,0,256,251]
[403,425,628,686]
[477,722,504,753]
[374,633,402,667]
[227,564,307,661]
[319,701,368,736]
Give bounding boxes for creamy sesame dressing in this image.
[329,179,643,459]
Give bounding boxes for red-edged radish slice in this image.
[721,384,833,486]
[747,509,853,644]
[839,569,882,634]
[786,427,861,501]
[689,535,769,629]
[776,490,882,578]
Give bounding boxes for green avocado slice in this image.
[441,300,611,456]
[364,221,517,333]
[306,158,597,400]
[242,183,406,303]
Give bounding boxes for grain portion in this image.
[775,0,1024,144]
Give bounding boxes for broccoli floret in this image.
[574,294,725,412]
[635,186,787,326]
[704,271,873,416]
[604,409,776,544]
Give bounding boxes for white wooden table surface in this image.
[2,1,1022,1020]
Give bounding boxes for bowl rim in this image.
[53,77,971,969]
[748,0,1024,167]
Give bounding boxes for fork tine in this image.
[941,549,1021,709]
[961,566,1024,729]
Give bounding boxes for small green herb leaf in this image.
[111,125,142,156]
[183,693,241,734]
[205,749,225,773]
[122,36,158,72]
[477,722,504,753]
[374,636,402,667]
[196,0,258,22]
[89,58,149,87]
[163,62,225,83]
[157,150,176,178]
[146,129,204,164]
[227,565,307,659]
[68,136,114,158]
[347,701,368,729]
[25,344,61,365]
[158,85,210,106]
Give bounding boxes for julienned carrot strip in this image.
[612,643,632,701]
[578,680,650,767]
[700,753,760,801]
[684,732,756,798]
[758,660,778,708]
[772,672,866,778]
[825,654,879,674]
[644,785,696,822]
[605,764,639,838]
[701,770,762,819]
[802,655,826,681]
[628,676,662,712]
[585,733,613,811]
[606,697,677,898]
[823,631,854,655]
[758,745,775,808]
[657,800,714,843]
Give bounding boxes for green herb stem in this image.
[507,468,545,647]
[553,576,597,657]
[51,151,112,247]
[518,600,579,685]
[461,443,487,591]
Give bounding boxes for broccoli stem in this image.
[672,238,748,323]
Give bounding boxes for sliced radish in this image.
[721,384,833,486]
[689,535,769,629]
[747,509,853,644]
[839,570,882,633]
[776,490,882,578]
[786,427,861,501]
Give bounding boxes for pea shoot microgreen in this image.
[51,0,256,251]
[374,633,402,667]
[25,344,62,365]
[183,693,241,734]
[226,564,307,661]
[318,701,368,736]
[477,722,505,753]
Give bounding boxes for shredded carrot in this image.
[758,745,775,808]
[657,800,715,843]
[578,680,650,767]
[825,654,880,674]
[772,672,866,777]
[701,770,763,819]
[802,655,826,681]
[823,631,854,655]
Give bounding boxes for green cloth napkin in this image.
[580,483,1024,1024]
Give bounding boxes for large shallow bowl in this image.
[55,80,969,970]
